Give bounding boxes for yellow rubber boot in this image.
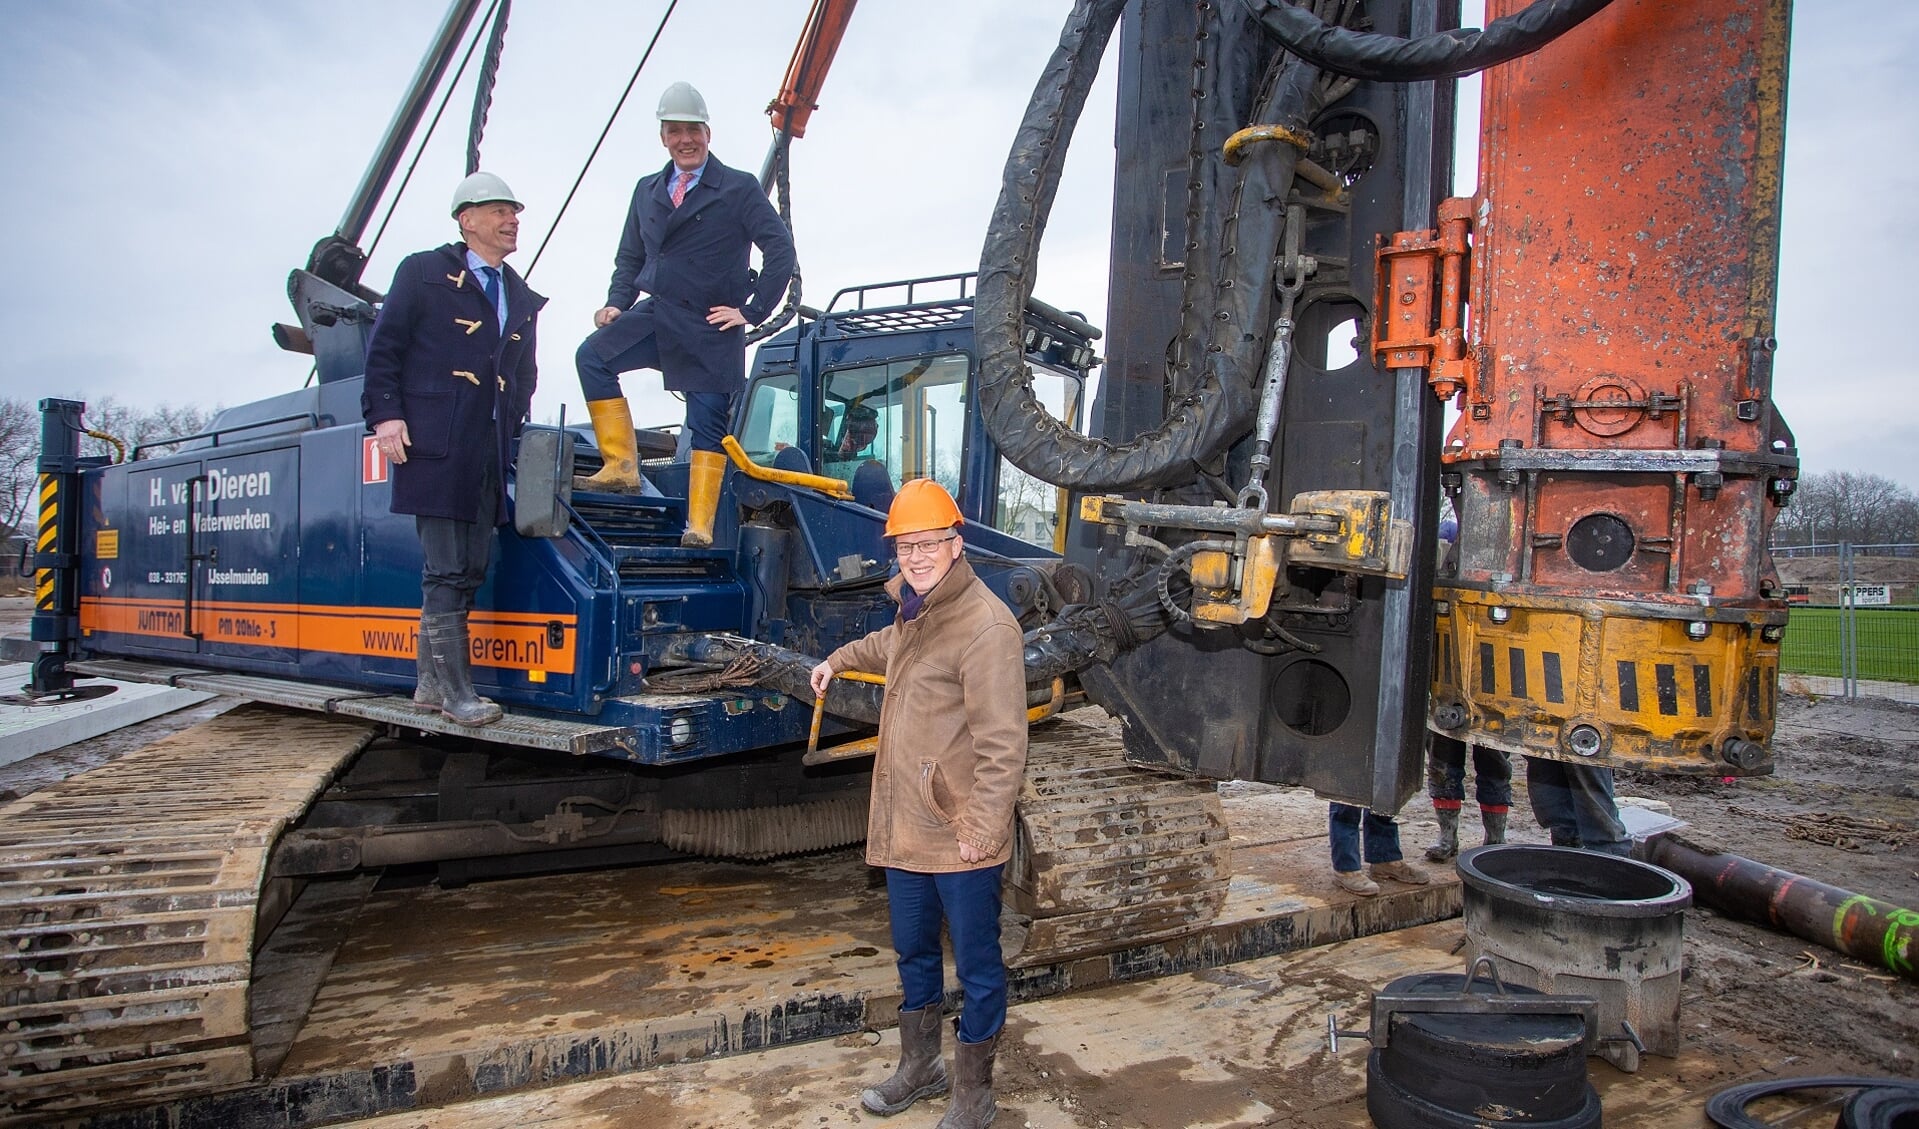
[575,397,642,492]
[681,449,727,547]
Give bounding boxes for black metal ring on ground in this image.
[1706,1076,1919,1129]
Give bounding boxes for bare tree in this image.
[1773,471,1919,546]
[0,396,220,538]
[0,399,38,530]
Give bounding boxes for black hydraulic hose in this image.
[464,0,512,175]
[975,0,1320,492]
[1240,0,1614,83]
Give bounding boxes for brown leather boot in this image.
[937,1022,1002,1128]
[860,1004,948,1116]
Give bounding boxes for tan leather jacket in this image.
[825,556,1028,872]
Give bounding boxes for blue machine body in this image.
[68,275,1094,768]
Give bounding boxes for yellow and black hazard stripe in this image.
[34,473,58,611]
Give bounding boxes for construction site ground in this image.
[1,601,1913,1127]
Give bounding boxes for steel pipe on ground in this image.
[1647,834,1918,983]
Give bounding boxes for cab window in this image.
[995,363,1085,550]
[736,370,804,472]
[821,353,969,512]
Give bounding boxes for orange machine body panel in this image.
[1424,0,1797,773]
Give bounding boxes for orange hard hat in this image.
[885,478,964,537]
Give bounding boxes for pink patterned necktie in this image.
[671,170,693,208]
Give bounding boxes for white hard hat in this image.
[450,171,523,218]
[656,81,710,124]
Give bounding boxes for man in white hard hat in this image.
[573,80,797,548]
[362,171,548,727]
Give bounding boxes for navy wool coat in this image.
[362,242,547,524]
[588,154,796,393]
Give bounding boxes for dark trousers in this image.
[1329,803,1405,872]
[1427,735,1513,812]
[1525,757,1631,856]
[416,448,498,615]
[885,865,1007,1045]
[576,330,733,453]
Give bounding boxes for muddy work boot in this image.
[938,1022,1001,1129]
[422,612,503,727]
[1481,808,1508,846]
[860,1004,948,1116]
[410,613,442,711]
[1425,807,1460,862]
[1333,869,1380,897]
[1370,859,1431,886]
[574,397,644,493]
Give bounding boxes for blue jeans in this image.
[1427,735,1513,812]
[1525,757,1631,856]
[1329,803,1405,872]
[885,865,1007,1045]
[575,335,733,453]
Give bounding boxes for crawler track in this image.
[1008,720,1233,965]
[0,704,374,1124]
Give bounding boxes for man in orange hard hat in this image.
[810,479,1027,1129]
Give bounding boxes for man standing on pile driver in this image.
[574,80,796,547]
[809,480,1028,1129]
[363,171,546,728]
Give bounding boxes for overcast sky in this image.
[1,2,1912,492]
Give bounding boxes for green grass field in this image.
[1779,606,1919,683]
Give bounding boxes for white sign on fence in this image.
[1845,584,1893,607]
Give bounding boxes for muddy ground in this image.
[3,588,1916,1123]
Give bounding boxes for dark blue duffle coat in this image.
[362,242,547,524]
[587,153,796,393]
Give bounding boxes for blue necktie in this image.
[478,266,501,327]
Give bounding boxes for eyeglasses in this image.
[894,534,957,558]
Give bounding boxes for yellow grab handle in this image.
[720,435,855,501]
[805,669,887,766]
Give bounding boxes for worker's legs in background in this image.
[680,392,734,547]
[1426,735,1468,861]
[1331,804,1427,893]
[1525,756,1630,856]
[1471,743,1513,846]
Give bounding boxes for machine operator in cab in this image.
[362,171,547,728]
[809,480,1027,1129]
[573,80,797,548]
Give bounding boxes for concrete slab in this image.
[0,662,213,766]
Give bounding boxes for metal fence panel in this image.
[1774,542,1919,705]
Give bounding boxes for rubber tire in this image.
[1372,972,1593,1122]
[1367,1049,1601,1129]
[1843,1085,1919,1129]
[1706,1077,1919,1129]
